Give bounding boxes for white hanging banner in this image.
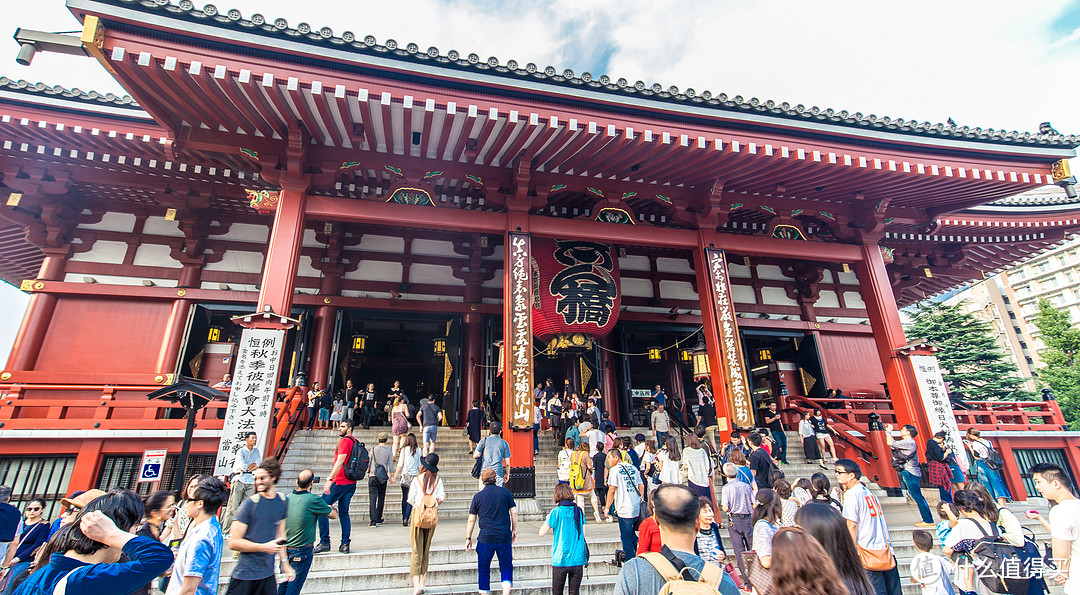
[909,354,969,472]
[213,328,285,476]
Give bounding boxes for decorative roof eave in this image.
[67,0,1079,159]
[0,76,147,120]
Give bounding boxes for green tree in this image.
[907,301,1031,401]
[1033,297,1080,429]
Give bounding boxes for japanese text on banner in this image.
[213,328,285,476]
[910,354,969,472]
[509,233,534,428]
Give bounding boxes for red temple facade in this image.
[1,0,1079,503]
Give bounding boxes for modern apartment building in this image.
[942,186,1080,387]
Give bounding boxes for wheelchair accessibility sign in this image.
[138,449,168,483]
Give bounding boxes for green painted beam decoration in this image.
[761,205,776,214]
[729,203,744,210]
[586,187,605,197]
[819,211,835,220]
[791,209,804,217]
[384,165,404,177]
[466,174,483,186]
[340,161,361,170]
[240,148,258,159]
[655,194,671,203]
[422,171,443,180]
[550,184,567,192]
[386,187,434,206]
[771,224,806,241]
[622,192,637,200]
[595,207,636,225]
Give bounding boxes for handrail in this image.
[785,395,877,460]
[271,386,307,460]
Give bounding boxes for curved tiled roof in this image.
[88,0,1078,149]
[0,76,142,110]
[986,187,1079,208]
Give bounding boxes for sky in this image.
[1,0,1079,360]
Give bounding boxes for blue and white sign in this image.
[138,449,168,483]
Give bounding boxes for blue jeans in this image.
[318,482,357,545]
[900,470,933,523]
[533,423,540,453]
[867,564,902,595]
[618,516,638,559]
[276,545,313,595]
[3,560,31,595]
[476,541,513,592]
[771,428,788,463]
[655,431,668,448]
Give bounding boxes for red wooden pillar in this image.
[6,248,68,371]
[994,437,1027,501]
[692,231,733,433]
[155,299,192,374]
[255,185,307,317]
[855,242,930,441]
[309,305,337,389]
[461,312,482,424]
[66,439,104,493]
[598,335,619,425]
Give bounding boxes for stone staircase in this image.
[267,426,1061,594]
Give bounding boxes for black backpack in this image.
[967,520,1029,594]
[342,437,369,481]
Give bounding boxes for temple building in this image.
[1,0,1079,505]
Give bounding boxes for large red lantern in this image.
[532,239,621,351]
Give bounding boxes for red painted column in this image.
[994,437,1027,501]
[255,185,307,317]
[461,312,482,426]
[156,299,192,374]
[855,242,931,440]
[692,231,733,433]
[598,335,619,424]
[6,248,68,371]
[308,305,337,389]
[66,439,104,493]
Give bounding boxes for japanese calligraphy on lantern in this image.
[550,241,618,326]
[213,328,285,476]
[508,232,535,429]
[910,354,968,472]
[705,249,753,428]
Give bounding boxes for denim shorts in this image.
[318,408,330,421]
[423,425,438,443]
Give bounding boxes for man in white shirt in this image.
[586,425,605,456]
[836,458,901,595]
[222,431,260,533]
[1033,462,1080,593]
[606,450,644,559]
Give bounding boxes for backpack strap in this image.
[697,562,724,587]
[641,552,682,582]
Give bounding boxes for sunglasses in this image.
[25,507,41,512]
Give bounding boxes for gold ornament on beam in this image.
[799,368,818,394]
[579,357,592,394]
[443,354,453,393]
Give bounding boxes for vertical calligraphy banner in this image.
[214,328,286,476]
[909,354,969,472]
[705,248,754,428]
[507,232,535,429]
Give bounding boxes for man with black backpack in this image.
[369,432,393,527]
[316,420,366,554]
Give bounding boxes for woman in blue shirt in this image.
[539,484,587,595]
[2,499,50,594]
[14,488,172,595]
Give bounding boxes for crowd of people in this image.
[0,389,1077,595]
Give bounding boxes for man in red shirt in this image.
[315,420,358,554]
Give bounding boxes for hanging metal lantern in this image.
[679,347,692,363]
[433,337,447,357]
[757,348,772,362]
[207,326,222,342]
[647,346,661,362]
[351,334,367,354]
[692,338,710,380]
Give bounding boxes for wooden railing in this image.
[953,400,1066,431]
[270,386,308,460]
[0,383,290,432]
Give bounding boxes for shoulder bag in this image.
[741,550,773,595]
[471,438,485,479]
[854,488,896,572]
